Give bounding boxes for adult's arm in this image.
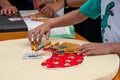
[0,0,18,15]
[0,0,11,8]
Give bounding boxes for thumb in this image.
[33,0,37,9]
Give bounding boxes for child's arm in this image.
[27,9,88,43]
[49,9,88,28]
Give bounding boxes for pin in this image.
[60,46,67,49]
[39,41,51,50]
[22,53,42,59]
[56,50,64,54]
[39,45,45,50]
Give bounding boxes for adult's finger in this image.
[0,9,4,15]
[46,6,53,17]
[39,4,46,13]
[11,7,18,15]
[33,0,37,9]
[8,9,12,15]
[3,9,8,15]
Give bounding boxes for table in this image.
[0,34,119,80]
[0,31,27,41]
[0,31,87,41]
[76,32,120,80]
[113,68,120,80]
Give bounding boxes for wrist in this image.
[47,20,56,28]
[45,21,53,29]
[110,43,120,54]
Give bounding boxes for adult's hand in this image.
[40,4,58,17]
[0,5,18,15]
[33,0,42,10]
[38,0,55,7]
[33,0,56,12]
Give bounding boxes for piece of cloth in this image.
[79,0,101,19]
[41,54,84,69]
[80,0,120,43]
[41,47,85,69]
[101,0,120,43]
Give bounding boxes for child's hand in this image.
[79,43,113,55]
[27,22,51,44]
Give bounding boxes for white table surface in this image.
[0,38,119,80]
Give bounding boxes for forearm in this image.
[49,9,88,28]
[66,0,87,7]
[111,43,120,55]
[0,0,11,8]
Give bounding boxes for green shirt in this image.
[79,0,101,19]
